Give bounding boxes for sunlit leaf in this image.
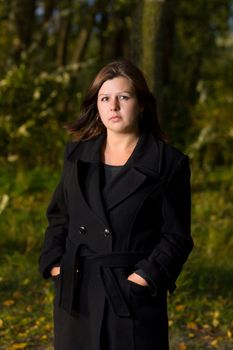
[178,342,187,350]
[186,321,198,330]
[6,343,28,350]
[3,300,15,307]
[175,304,186,311]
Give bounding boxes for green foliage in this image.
[0,164,60,253]
[0,62,89,168]
[163,0,232,148]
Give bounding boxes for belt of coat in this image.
[58,237,152,317]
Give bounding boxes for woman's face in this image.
[97,76,143,135]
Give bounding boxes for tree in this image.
[12,0,36,61]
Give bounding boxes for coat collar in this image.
[66,133,105,163]
[67,132,165,215]
[102,133,164,211]
[67,131,164,176]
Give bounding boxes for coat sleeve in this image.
[38,147,69,279]
[135,155,193,295]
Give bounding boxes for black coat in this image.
[39,132,193,350]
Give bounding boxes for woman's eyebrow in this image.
[98,91,133,96]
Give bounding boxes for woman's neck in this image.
[105,131,139,152]
[101,131,140,166]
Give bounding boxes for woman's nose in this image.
[110,97,119,110]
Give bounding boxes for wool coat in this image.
[39,131,193,350]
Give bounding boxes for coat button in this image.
[104,228,111,237]
[79,225,87,235]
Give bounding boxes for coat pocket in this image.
[51,274,61,292]
[127,279,150,295]
[128,279,167,321]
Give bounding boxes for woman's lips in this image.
[109,116,121,121]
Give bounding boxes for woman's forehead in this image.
[98,76,134,95]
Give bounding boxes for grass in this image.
[0,164,233,349]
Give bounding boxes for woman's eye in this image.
[101,96,109,102]
[119,95,129,100]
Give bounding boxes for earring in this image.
[139,112,143,120]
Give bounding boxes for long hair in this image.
[66,60,165,141]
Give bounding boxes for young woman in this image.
[39,60,193,350]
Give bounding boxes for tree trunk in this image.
[13,0,36,60]
[155,0,177,126]
[72,16,94,63]
[44,0,56,23]
[129,0,143,66]
[36,0,56,60]
[141,0,163,92]
[96,1,131,63]
[56,3,73,66]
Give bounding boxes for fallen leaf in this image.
[6,343,28,350]
[210,339,218,347]
[3,299,15,307]
[186,321,198,330]
[213,310,220,318]
[175,304,186,312]
[203,324,210,329]
[212,319,219,327]
[188,332,195,338]
[13,291,23,299]
[178,342,187,350]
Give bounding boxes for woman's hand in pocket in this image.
[50,266,60,277]
[127,272,148,286]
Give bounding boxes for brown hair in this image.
[66,60,165,141]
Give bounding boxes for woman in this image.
[39,60,193,350]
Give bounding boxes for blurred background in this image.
[0,0,232,349]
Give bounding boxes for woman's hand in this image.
[50,266,60,277]
[127,272,148,286]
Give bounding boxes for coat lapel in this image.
[76,159,111,228]
[102,167,146,211]
[67,132,164,225]
[68,134,111,228]
[102,132,164,211]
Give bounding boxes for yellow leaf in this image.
[175,304,186,311]
[6,343,28,350]
[21,278,30,286]
[26,305,32,312]
[3,299,15,307]
[186,321,198,330]
[0,319,3,328]
[203,324,210,329]
[168,320,174,327]
[188,332,195,338]
[213,310,220,318]
[227,330,232,338]
[44,322,53,331]
[212,319,219,327]
[210,339,218,347]
[178,342,187,350]
[18,332,28,337]
[13,291,23,299]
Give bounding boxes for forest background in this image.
[0,0,232,349]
